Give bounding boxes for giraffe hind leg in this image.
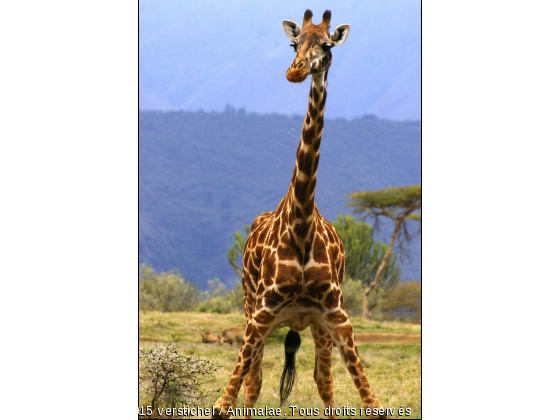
[321,310,386,419]
[242,348,264,419]
[310,323,337,419]
[211,313,273,419]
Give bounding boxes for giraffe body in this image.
[212,10,385,419]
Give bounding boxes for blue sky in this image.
[140,0,421,120]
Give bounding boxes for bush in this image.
[340,277,365,316]
[197,278,244,314]
[139,343,221,414]
[139,264,199,312]
[381,280,421,322]
[266,327,288,345]
[341,277,421,322]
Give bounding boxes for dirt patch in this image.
[354,332,421,344]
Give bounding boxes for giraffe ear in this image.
[330,24,350,46]
[282,20,301,41]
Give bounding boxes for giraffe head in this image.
[283,9,350,83]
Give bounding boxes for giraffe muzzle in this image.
[286,60,310,83]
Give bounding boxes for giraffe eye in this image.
[290,42,297,52]
[321,43,332,52]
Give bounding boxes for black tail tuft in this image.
[280,329,301,405]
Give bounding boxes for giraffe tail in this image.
[280,329,301,405]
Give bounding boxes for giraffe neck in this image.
[285,73,327,246]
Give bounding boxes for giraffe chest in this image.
[248,217,344,315]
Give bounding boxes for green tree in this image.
[332,215,401,316]
[347,186,421,319]
[227,225,250,279]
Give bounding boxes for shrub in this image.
[342,277,421,322]
[197,278,244,314]
[340,277,365,316]
[139,264,199,312]
[381,280,421,322]
[266,327,288,345]
[139,343,221,413]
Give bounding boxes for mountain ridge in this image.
[139,109,420,288]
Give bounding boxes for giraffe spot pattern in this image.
[309,106,318,119]
[314,282,331,299]
[293,220,310,239]
[312,156,320,174]
[325,310,346,324]
[276,263,301,285]
[304,200,315,216]
[347,350,358,364]
[323,289,339,309]
[304,265,331,283]
[312,87,319,102]
[263,289,285,308]
[253,310,275,325]
[277,242,300,262]
[319,91,327,110]
[242,345,253,358]
[294,179,310,203]
[303,126,315,144]
[313,137,322,152]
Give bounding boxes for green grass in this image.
[139,311,421,419]
[349,317,421,335]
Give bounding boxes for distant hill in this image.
[139,109,421,288]
[139,1,420,120]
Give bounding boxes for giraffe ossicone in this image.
[212,9,385,420]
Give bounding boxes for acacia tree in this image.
[332,215,401,313]
[347,185,421,319]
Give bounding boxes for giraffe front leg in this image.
[310,323,337,419]
[322,310,386,420]
[242,347,264,419]
[212,314,272,419]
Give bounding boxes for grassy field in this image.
[139,312,421,419]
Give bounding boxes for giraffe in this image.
[211,10,385,419]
